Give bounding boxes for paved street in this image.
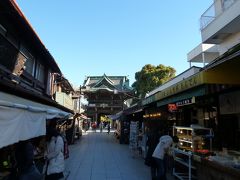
[65,129,151,180]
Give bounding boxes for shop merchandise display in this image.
[172,126,213,180]
[173,126,213,154]
[208,150,240,169]
[172,125,240,179]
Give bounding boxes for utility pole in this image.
[79,85,81,113]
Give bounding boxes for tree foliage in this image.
[132,64,176,98]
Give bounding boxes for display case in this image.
[172,126,213,180]
[173,126,213,154]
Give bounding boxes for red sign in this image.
[168,104,178,112]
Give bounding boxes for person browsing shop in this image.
[152,135,178,180]
[145,129,162,180]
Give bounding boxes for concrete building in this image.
[188,0,240,66]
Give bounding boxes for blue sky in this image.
[17,0,212,88]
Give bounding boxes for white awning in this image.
[0,91,72,148]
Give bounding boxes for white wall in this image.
[219,32,240,54]
[201,0,240,43]
[215,0,223,17]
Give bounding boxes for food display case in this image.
[172,126,214,180]
[173,126,213,154]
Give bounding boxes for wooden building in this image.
[81,74,133,124]
[0,0,73,149]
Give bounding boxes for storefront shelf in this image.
[173,172,197,180]
[179,139,192,144]
[173,148,197,180]
[175,157,196,169]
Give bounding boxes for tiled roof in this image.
[83,74,131,91]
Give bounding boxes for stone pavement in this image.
[65,129,151,180]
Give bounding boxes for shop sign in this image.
[155,73,203,101]
[143,113,161,119]
[168,104,178,112]
[176,97,195,107]
[142,72,205,106]
[142,95,156,105]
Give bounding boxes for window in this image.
[36,63,45,83]
[74,99,79,110]
[25,57,35,75]
[222,0,234,10]
[0,34,18,70]
[20,45,35,76]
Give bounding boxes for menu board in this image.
[129,121,139,150]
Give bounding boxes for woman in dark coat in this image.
[145,130,162,180]
[15,141,42,180]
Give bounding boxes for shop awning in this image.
[124,107,143,116]
[80,114,88,120]
[0,91,72,148]
[204,44,240,71]
[107,111,123,120]
[143,69,240,106]
[142,72,205,106]
[157,86,206,107]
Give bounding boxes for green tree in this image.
[132,64,176,98]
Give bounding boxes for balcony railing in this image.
[55,92,73,110]
[200,0,236,30]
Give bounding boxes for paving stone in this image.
[65,131,151,180]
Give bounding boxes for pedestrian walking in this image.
[83,120,88,133]
[100,122,103,133]
[107,123,110,134]
[91,122,97,132]
[152,135,179,180]
[44,126,65,180]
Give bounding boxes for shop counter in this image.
[196,158,240,180]
[0,171,11,180]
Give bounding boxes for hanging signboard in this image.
[176,97,195,107]
[155,73,202,102]
[142,72,203,106]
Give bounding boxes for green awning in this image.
[157,86,206,107]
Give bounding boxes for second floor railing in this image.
[200,0,236,30]
[55,92,73,110]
